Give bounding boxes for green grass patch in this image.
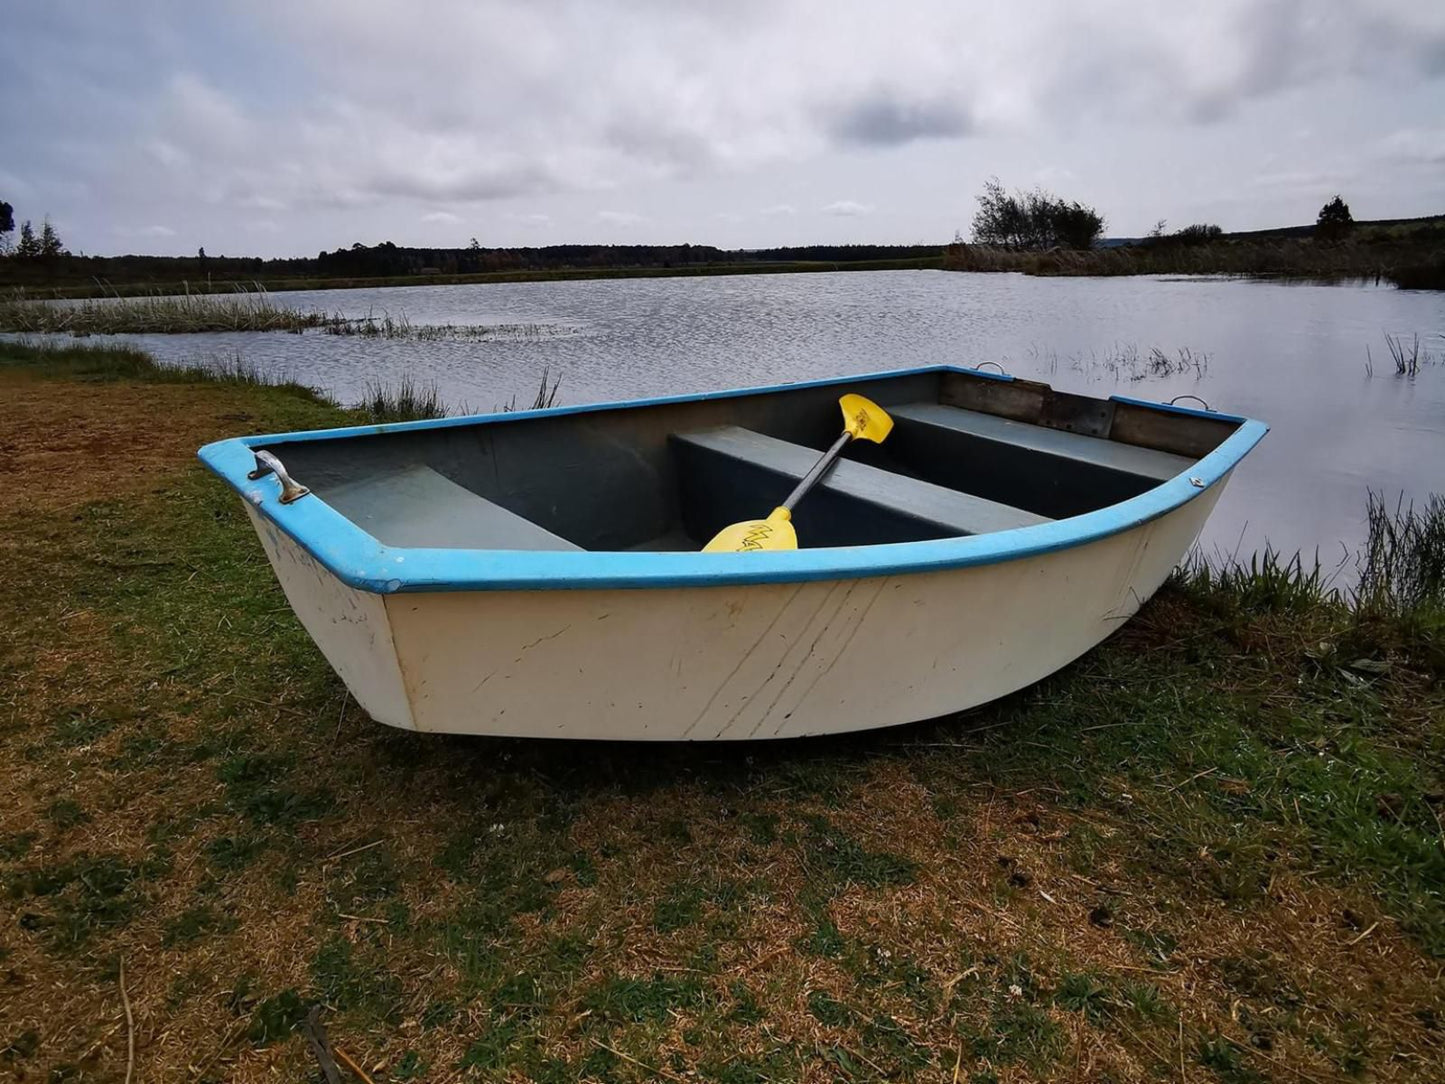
[309,935,403,1023]
[216,750,335,827]
[205,833,268,872]
[0,832,39,861]
[247,988,308,1046]
[970,1000,1064,1072]
[1054,971,1111,1022]
[6,851,170,951]
[797,814,917,892]
[582,973,707,1025]
[807,990,853,1027]
[162,903,237,947]
[42,800,90,831]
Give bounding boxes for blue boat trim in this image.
[1108,393,1248,424]
[198,366,1268,594]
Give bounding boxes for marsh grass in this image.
[1171,548,1342,615]
[326,310,578,342]
[1099,344,1208,382]
[1379,332,1438,376]
[1,340,1442,1082]
[1357,492,1445,616]
[2,288,585,345]
[1024,342,1209,382]
[168,351,297,388]
[357,372,448,422]
[501,366,562,412]
[1177,493,1445,626]
[0,287,330,335]
[944,227,1444,287]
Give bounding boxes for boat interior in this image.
[260,369,1244,553]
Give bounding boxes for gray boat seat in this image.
[887,402,1195,519]
[319,464,581,551]
[891,402,1194,480]
[672,426,1049,542]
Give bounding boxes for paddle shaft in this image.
[780,431,853,513]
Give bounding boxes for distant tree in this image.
[16,220,39,258]
[39,218,64,258]
[1142,221,1223,248]
[468,237,481,250]
[198,246,207,260]
[1316,195,1354,241]
[971,178,1104,250]
[0,201,13,235]
[1176,223,1223,242]
[972,178,1028,247]
[1051,201,1107,250]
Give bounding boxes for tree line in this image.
[0,229,942,290]
[0,186,1371,289]
[965,179,1359,251]
[0,201,66,259]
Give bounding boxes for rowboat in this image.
[198,365,1266,740]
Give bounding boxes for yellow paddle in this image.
[703,393,895,552]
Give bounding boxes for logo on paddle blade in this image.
[739,523,775,550]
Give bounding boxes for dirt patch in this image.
[0,370,268,515]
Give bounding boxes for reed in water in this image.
[0,287,329,334]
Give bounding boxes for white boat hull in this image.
[244,474,1225,740]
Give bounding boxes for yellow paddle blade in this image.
[702,506,797,553]
[839,393,893,443]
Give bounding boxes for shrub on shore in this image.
[944,233,1436,284]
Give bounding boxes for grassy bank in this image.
[944,221,1445,289]
[1,256,947,302]
[0,339,452,422]
[1,343,1442,1082]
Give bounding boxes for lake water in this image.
[84,271,1445,573]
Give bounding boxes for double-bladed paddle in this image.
[702,393,894,552]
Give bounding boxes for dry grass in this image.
[1,345,1442,1082]
[324,310,579,342]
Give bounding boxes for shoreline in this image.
[0,256,947,300]
[2,222,1440,300]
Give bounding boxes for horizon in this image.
[24,210,1444,265]
[3,1,1443,259]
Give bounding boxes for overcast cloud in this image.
[2,0,1442,256]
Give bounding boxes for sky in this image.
[2,0,1443,257]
